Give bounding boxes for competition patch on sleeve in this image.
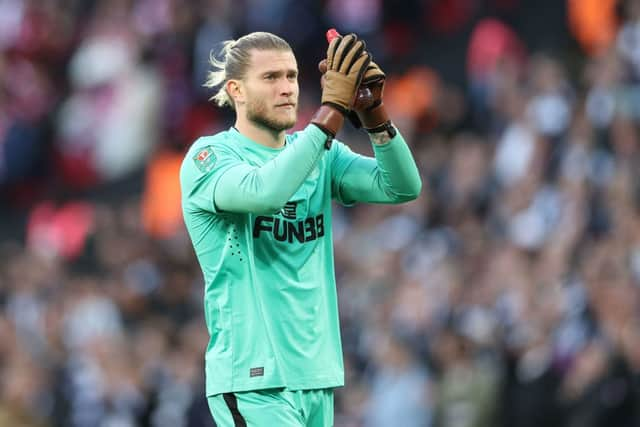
[193,146,217,172]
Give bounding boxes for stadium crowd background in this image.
[2,0,640,426]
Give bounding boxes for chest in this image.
[242,149,330,219]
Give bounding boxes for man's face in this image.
[240,49,299,132]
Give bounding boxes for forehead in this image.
[246,49,297,74]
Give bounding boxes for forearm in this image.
[214,125,326,213]
[339,131,422,204]
[371,131,422,200]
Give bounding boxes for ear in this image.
[226,79,245,105]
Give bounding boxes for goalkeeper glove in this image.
[311,33,371,141]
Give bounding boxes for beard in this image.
[246,97,297,132]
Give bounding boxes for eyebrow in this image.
[261,69,298,77]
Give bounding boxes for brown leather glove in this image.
[318,59,389,131]
[323,34,371,112]
[311,34,370,140]
[354,60,390,131]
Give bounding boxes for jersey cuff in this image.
[371,130,403,152]
[304,124,334,150]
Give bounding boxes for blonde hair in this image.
[204,32,292,109]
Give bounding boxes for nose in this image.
[278,79,296,97]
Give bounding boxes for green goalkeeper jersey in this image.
[180,124,421,396]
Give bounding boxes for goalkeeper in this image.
[180,31,422,427]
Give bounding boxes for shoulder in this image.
[186,131,238,157]
[183,130,241,166]
[181,131,242,180]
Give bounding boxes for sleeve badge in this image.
[193,146,217,172]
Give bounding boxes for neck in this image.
[234,113,286,149]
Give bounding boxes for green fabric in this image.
[208,388,334,427]
[332,132,422,204]
[180,124,421,396]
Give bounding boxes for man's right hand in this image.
[311,34,371,141]
[318,57,388,131]
[321,34,371,113]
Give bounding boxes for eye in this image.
[287,72,298,81]
[264,74,276,81]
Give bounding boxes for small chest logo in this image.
[280,201,297,220]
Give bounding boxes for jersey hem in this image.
[205,378,344,397]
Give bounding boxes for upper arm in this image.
[180,142,241,214]
[330,141,359,205]
[330,141,380,205]
[330,139,422,205]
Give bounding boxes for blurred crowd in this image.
[2,0,640,426]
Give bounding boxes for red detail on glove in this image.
[326,28,340,43]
